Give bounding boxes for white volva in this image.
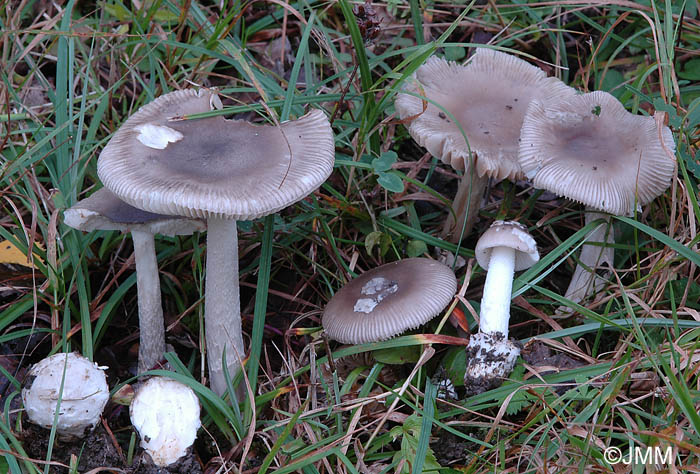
[22,353,109,439]
[130,377,201,467]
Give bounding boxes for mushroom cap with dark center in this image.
[475,220,539,271]
[64,188,205,235]
[518,91,676,215]
[97,89,335,220]
[322,258,458,344]
[395,49,576,180]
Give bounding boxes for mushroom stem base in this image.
[464,332,520,395]
[205,218,245,396]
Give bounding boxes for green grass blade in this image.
[615,216,700,265]
[412,378,437,474]
[245,214,274,426]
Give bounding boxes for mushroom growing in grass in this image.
[395,49,576,242]
[64,188,205,374]
[130,376,200,467]
[322,258,457,344]
[518,91,676,311]
[22,352,109,440]
[464,221,539,394]
[97,89,335,395]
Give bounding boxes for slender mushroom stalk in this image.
[64,188,205,374]
[97,89,335,395]
[204,218,244,395]
[561,211,614,311]
[395,50,576,242]
[479,246,517,336]
[131,229,167,373]
[464,221,539,394]
[518,91,676,311]
[441,172,488,242]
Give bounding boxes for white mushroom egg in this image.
[22,353,109,439]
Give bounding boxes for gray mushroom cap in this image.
[322,258,458,344]
[395,49,576,180]
[518,90,676,215]
[475,220,539,272]
[64,188,205,235]
[97,89,335,220]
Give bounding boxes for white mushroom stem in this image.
[478,246,515,337]
[442,173,488,243]
[464,243,521,394]
[131,229,167,374]
[204,217,245,396]
[560,211,614,312]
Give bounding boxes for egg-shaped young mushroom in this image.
[519,91,676,310]
[464,221,539,394]
[130,376,201,467]
[22,353,109,440]
[64,188,205,374]
[322,258,457,344]
[98,89,335,395]
[395,49,576,242]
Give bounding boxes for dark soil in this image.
[431,428,484,467]
[22,423,123,473]
[131,451,202,474]
[20,422,203,473]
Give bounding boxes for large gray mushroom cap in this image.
[395,49,576,180]
[518,90,676,215]
[64,188,205,235]
[322,258,458,344]
[97,89,335,220]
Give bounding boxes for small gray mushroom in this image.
[322,258,457,344]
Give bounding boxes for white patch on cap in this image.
[354,298,379,313]
[361,277,397,295]
[135,123,184,149]
[354,277,398,313]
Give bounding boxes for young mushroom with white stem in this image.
[518,91,676,313]
[395,49,576,243]
[64,188,205,374]
[97,89,335,395]
[464,220,539,394]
